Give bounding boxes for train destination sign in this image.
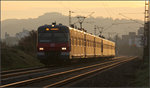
[51,28,59,30]
[45,28,59,31]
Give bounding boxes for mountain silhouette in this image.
[1,12,143,39]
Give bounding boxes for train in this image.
[37,23,115,65]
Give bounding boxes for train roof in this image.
[38,24,69,30]
[69,27,115,44]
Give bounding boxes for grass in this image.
[1,47,44,71]
[132,58,149,87]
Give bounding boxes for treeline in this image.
[1,30,37,57]
[15,30,37,57]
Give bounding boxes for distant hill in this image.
[1,12,143,39]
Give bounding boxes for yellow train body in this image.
[69,27,115,59]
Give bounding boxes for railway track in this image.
[1,56,124,79]
[0,56,136,88]
[43,56,137,88]
[1,67,48,79]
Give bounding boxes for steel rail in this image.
[0,56,125,88]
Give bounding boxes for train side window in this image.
[83,39,85,46]
[97,42,98,48]
[90,41,91,47]
[85,39,86,46]
[73,37,74,45]
[103,44,104,48]
[78,38,80,46]
[78,38,79,46]
[74,38,76,46]
[82,39,83,46]
[81,39,82,46]
[96,42,97,47]
[72,37,74,45]
[87,40,89,47]
[86,40,87,47]
[87,40,88,47]
[83,39,84,46]
[79,38,81,46]
[74,38,75,46]
[71,37,72,45]
[72,37,73,45]
[76,38,78,46]
[80,39,81,46]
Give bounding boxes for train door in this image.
[101,40,103,55]
[94,37,96,57]
[84,34,86,58]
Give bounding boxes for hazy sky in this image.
[2,1,145,21]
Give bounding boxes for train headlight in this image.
[39,47,44,51]
[62,47,66,50]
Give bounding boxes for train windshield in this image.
[38,32,69,43]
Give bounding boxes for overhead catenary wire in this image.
[118,13,144,25]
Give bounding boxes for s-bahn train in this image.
[37,23,115,65]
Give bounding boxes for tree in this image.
[18,30,37,56]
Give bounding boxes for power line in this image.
[76,12,95,29]
[118,13,144,25]
[76,16,86,29]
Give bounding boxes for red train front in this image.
[37,23,71,65]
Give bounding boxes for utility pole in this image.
[115,33,119,56]
[97,26,104,37]
[94,25,97,35]
[143,0,149,59]
[69,10,74,27]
